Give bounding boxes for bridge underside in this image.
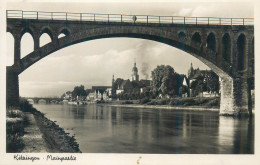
[6,18,254,117]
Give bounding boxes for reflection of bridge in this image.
[6,10,254,116]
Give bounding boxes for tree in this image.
[85,89,91,96]
[72,85,87,98]
[206,72,219,94]
[151,65,177,97]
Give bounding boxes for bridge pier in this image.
[6,67,20,108]
[220,76,252,117]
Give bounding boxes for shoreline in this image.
[102,103,220,111]
[99,102,255,114]
[32,108,82,153]
[14,99,82,153]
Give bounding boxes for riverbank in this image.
[6,109,26,152]
[105,104,219,111]
[32,108,81,153]
[21,112,48,152]
[98,97,220,111]
[7,100,81,153]
[100,97,255,113]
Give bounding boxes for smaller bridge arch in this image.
[40,27,54,41]
[191,32,202,48]
[178,31,186,40]
[20,27,35,40]
[222,33,231,63]
[206,32,216,52]
[237,33,246,71]
[59,28,70,36]
[20,31,34,58]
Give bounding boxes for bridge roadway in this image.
[6,10,254,116]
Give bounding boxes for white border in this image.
[0,0,259,165]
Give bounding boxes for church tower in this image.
[112,74,115,85]
[131,59,139,81]
[188,62,194,78]
[112,74,116,99]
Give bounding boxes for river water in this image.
[33,104,254,154]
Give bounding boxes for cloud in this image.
[178,8,193,16]
[190,3,253,18]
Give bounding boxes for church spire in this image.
[188,62,194,78]
[132,59,139,81]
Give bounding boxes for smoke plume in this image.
[141,62,150,80]
[135,40,157,80]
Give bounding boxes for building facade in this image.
[112,60,151,99]
[187,63,220,97]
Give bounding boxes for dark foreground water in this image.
[34,104,254,154]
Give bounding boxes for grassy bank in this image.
[6,108,29,152]
[7,99,81,153]
[116,97,220,108]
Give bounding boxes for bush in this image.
[204,98,220,107]
[6,101,30,153]
[121,101,134,104]
[169,98,181,106]
[6,116,25,153]
[96,100,105,104]
[139,97,150,104]
[146,100,157,105]
[7,109,24,118]
[6,117,24,136]
[6,133,24,153]
[182,98,196,106]
[141,96,220,107]
[20,99,33,112]
[193,98,208,105]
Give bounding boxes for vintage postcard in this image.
[1,0,259,164]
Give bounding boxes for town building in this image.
[178,75,189,97]
[112,61,151,99]
[86,86,112,102]
[186,63,220,97]
[63,91,72,100]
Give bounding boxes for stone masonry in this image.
[6,16,254,116]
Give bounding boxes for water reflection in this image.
[218,116,254,154]
[34,104,254,154]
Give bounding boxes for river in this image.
[33,104,254,154]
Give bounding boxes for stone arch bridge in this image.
[6,10,254,116]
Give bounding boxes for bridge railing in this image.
[6,10,254,26]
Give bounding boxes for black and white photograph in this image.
[1,0,259,164]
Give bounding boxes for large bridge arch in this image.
[6,13,254,116]
[15,26,230,80]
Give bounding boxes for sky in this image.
[5,1,254,97]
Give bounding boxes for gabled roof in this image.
[92,86,112,91]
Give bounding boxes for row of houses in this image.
[63,61,220,102]
[89,62,219,101]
